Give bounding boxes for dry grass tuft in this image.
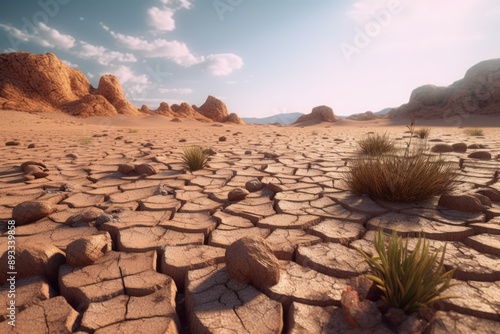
[181,145,209,171]
[357,132,395,156]
[415,128,431,139]
[464,128,484,136]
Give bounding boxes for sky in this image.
[0,0,499,118]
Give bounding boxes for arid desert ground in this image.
[1,110,500,333]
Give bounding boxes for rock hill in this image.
[346,111,384,121]
[389,58,500,119]
[0,52,244,123]
[293,105,339,125]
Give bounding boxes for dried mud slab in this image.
[428,311,499,334]
[185,264,283,334]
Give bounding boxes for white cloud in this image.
[107,29,201,66]
[159,87,193,94]
[77,42,137,65]
[0,22,75,50]
[203,54,244,76]
[159,0,193,10]
[104,65,150,95]
[148,7,176,31]
[61,59,78,68]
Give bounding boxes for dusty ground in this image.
[0,109,499,333]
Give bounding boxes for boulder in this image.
[431,144,454,153]
[12,201,55,225]
[135,163,159,175]
[468,151,492,160]
[197,95,229,122]
[225,236,280,288]
[245,179,265,192]
[118,164,135,175]
[452,143,468,152]
[341,286,382,328]
[65,232,112,266]
[228,188,249,201]
[293,105,339,124]
[438,194,483,213]
[0,242,66,286]
[226,112,245,124]
[94,75,141,115]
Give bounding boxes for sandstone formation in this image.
[389,58,500,119]
[197,95,229,122]
[346,111,383,121]
[293,105,339,125]
[0,52,142,117]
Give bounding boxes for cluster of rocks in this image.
[293,105,340,125]
[0,52,245,124]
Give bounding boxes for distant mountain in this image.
[375,107,393,115]
[242,112,304,125]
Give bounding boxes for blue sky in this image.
[0,0,499,117]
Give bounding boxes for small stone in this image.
[341,286,382,329]
[263,152,279,159]
[135,163,159,175]
[228,188,249,201]
[95,213,113,225]
[27,143,35,149]
[21,161,46,173]
[476,188,500,202]
[438,194,483,213]
[23,175,36,181]
[179,138,187,142]
[5,140,20,146]
[473,193,492,207]
[266,182,284,193]
[66,232,112,266]
[225,236,280,288]
[431,144,454,153]
[452,143,467,152]
[118,164,135,174]
[66,153,78,159]
[245,179,264,192]
[12,201,55,225]
[219,136,227,142]
[468,151,492,160]
[245,150,252,155]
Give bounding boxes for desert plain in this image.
[0,109,500,333]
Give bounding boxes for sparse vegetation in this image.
[354,230,456,314]
[464,128,484,136]
[311,130,319,136]
[128,128,139,133]
[80,138,91,145]
[415,128,431,139]
[181,145,209,171]
[357,132,395,156]
[346,119,458,202]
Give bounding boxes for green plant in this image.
[464,128,484,136]
[80,138,91,145]
[181,145,209,171]
[354,230,457,314]
[415,128,431,139]
[357,132,395,156]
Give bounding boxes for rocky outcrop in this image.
[294,105,339,125]
[346,111,383,121]
[389,58,500,119]
[197,95,229,122]
[0,52,142,117]
[226,112,245,124]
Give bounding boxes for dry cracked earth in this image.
[0,110,499,333]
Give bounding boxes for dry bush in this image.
[415,128,431,139]
[181,145,209,171]
[357,132,395,156]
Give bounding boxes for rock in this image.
[0,242,66,286]
[135,163,159,175]
[179,138,186,143]
[173,102,212,122]
[263,152,279,159]
[341,286,382,328]
[476,188,500,202]
[12,201,55,225]
[155,102,173,116]
[27,143,35,149]
[473,193,492,207]
[171,117,181,122]
[20,160,46,172]
[388,58,500,119]
[439,193,483,213]
[197,95,229,122]
[293,105,339,124]
[226,112,245,124]
[23,175,36,181]
[65,207,105,226]
[0,52,143,117]
[266,182,284,193]
[346,111,383,121]
[227,188,249,201]
[65,232,112,266]
[225,236,280,288]
[245,179,265,192]
[468,151,492,160]
[5,140,20,146]
[118,164,135,174]
[452,143,468,152]
[219,136,227,142]
[431,144,454,153]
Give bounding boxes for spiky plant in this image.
[357,132,395,156]
[464,128,484,136]
[181,145,209,171]
[415,128,431,139]
[354,230,457,314]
